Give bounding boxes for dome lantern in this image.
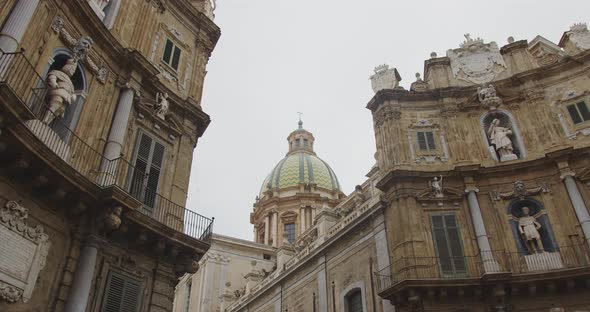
[287,117,315,155]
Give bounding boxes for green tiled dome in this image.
[260,152,341,195]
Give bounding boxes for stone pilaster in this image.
[149,262,176,312]
[271,211,278,247]
[264,214,270,245]
[0,0,40,52]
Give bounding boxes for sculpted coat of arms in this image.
[447,34,507,84]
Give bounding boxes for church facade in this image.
[0,1,218,311]
[174,23,590,312]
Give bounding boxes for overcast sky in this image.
[186,0,590,240]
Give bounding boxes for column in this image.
[97,86,135,186]
[64,236,99,312]
[466,188,499,273]
[0,0,40,53]
[300,207,306,233]
[253,227,258,242]
[562,173,590,248]
[264,214,270,245]
[316,256,328,312]
[272,212,278,247]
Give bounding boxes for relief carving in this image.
[447,34,507,84]
[0,201,50,303]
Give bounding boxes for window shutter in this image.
[577,102,590,122]
[417,132,427,150]
[129,132,165,209]
[346,290,363,312]
[567,104,583,124]
[431,215,465,275]
[425,131,436,150]
[102,271,142,312]
[172,47,181,70]
[163,40,173,64]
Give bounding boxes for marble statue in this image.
[430,176,443,198]
[155,92,169,120]
[518,206,544,254]
[43,58,78,124]
[487,118,517,161]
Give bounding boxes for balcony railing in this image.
[375,245,590,294]
[0,50,213,242]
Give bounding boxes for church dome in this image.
[259,119,341,196]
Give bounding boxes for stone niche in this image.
[0,201,50,303]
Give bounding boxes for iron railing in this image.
[0,50,213,242]
[375,245,590,294]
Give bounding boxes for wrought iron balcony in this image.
[375,245,590,297]
[0,50,213,242]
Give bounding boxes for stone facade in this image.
[0,1,219,311]
[372,25,590,311]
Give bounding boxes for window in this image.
[101,271,142,312]
[431,215,466,275]
[162,38,181,71]
[417,131,436,151]
[567,101,590,125]
[345,289,363,312]
[303,139,308,147]
[284,223,295,243]
[128,131,166,210]
[263,253,271,260]
[185,279,192,312]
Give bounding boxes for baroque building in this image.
[174,22,590,312]
[0,1,219,312]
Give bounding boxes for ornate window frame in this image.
[555,90,590,139]
[408,119,448,163]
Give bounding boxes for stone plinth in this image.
[524,252,563,272]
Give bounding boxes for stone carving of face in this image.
[522,206,530,216]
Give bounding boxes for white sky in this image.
[187,0,590,240]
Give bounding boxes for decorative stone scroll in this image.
[447,34,507,84]
[50,16,109,84]
[0,201,50,303]
[490,180,550,201]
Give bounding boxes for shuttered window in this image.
[162,38,181,71]
[431,214,466,275]
[101,271,142,312]
[284,223,295,243]
[417,131,436,151]
[567,101,590,124]
[128,131,165,211]
[345,289,363,312]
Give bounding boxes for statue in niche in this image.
[155,92,169,120]
[430,176,443,198]
[518,206,544,254]
[43,58,78,124]
[487,118,517,162]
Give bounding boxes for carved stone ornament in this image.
[50,16,109,84]
[370,64,401,93]
[447,34,507,84]
[567,23,590,50]
[477,84,502,110]
[0,201,50,303]
[410,73,429,92]
[491,180,550,201]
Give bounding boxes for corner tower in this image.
[251,120,345,247]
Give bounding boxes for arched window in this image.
[345,288,363,312]
[480,110,525,162]
[40,51,87,141]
